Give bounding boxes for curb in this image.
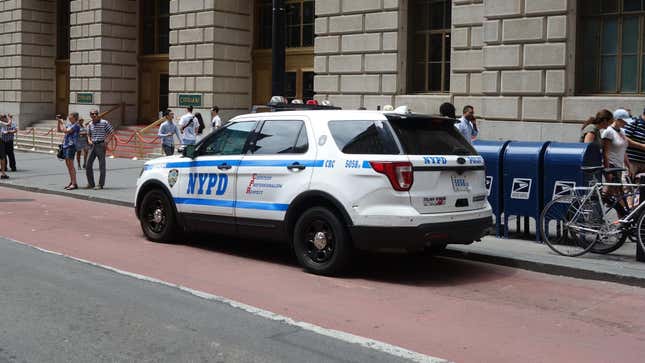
[0,183,134,208]
[442,248,645,288]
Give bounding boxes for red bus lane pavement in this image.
[1,187,644,363]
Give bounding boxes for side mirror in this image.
[181,144,196,159]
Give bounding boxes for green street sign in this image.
[77,93,93,104]
[178,94,202,107]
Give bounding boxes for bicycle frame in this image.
[559,181,645,236]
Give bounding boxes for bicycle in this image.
[539,166,645,257]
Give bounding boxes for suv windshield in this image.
[387,116,477,155]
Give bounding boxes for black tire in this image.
[636,210,645,258]
[292,207,352,275]
[139,189,177,243]
[428,242,448,254]
[540,195,599,257]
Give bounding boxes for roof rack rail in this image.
[250,103,342,113]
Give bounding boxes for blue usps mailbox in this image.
[542,142,602,205]
[474,140,511,237]
[502,141,550,240]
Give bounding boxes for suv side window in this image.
[200,121,257,156]
[251,120,308,155]
[328,120,399,154]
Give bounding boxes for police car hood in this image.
[144,155,183,167]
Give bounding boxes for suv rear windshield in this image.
[328,120,399,154]
[387,116,477,155]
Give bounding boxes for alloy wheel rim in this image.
[145,199,167,234]
[304,219,335,263]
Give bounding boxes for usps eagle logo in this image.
[168,169,179,188]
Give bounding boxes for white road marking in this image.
[7,237,450,363]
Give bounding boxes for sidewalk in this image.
[0,151,143,206]
[2,151,645,287]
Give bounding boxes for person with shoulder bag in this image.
[57,112,81,190]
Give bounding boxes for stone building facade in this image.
[314,0,645,141]
[1,0,644,142]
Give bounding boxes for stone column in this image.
[314,0,400,110]
[169,0,251,121]
[0,0,56,128]
[68,0,138,126]
[451,0,484,112]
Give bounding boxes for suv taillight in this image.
[369,161,414,191]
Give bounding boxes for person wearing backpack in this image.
[194,112,206,143]
[179,106,197,145]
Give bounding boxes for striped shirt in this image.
[88,119,114,142]
[625,118,645,163]
[1,124,16,142]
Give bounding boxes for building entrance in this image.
[56,0,70,116]
[252,0,314,105]
[138,0,170,123]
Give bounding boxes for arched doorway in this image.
[138,0,170,123]
[253,0,314,104]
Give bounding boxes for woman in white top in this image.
[601,109,643,212]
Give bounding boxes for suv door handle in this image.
[287,162,306,171]
[217,163,232,170]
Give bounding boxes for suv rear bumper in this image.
[349,216,492,251]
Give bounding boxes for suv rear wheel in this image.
[139,189,177,243]
[293,207,352,275]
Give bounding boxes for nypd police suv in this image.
[135,106,492,275]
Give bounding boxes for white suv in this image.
[135,109,492,275]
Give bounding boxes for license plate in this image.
[451,176,470,192]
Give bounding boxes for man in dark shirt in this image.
[624,108,645,176]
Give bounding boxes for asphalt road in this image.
[2,187,645,362]
[0,237,416,363]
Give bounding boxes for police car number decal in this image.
[345,160,360,169]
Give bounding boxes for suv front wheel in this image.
[139,189,177,243]
[293,207,352,275]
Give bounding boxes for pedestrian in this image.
[624,108,645,176]
[85,109,114,190]
[157,109,181,156]
[75,118,89,169]
[56,113,81,190]
[179,106,197,145]
[456,105,478,144]
[1,114,17,172]
[194,112,206,143]
[211,106,222,132]
[580,109,613,148]
[0,114,9,179]
[439,102,457,119]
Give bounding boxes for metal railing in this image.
[14,105,166,160]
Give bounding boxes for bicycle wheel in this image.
[541,194,598,257]
[635,210,645,258]
[588,194,628,254]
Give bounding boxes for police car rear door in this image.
[386,115,488,214]
[235,116,314,231]
[175,121,258,232]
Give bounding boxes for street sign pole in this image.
[271,0,286,98]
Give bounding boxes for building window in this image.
[579,0,645,94]
[141,0,170,55]
[57,0,70,60]
[410,0,451,93]
[256,0,314,49]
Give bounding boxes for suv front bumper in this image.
[349,216,492,251]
